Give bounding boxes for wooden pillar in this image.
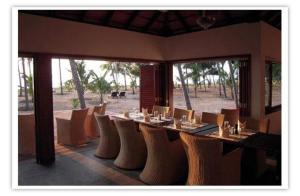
[139,62,173,112]
[33,54,55,165]
[239,58,251,117]
[140,65,156,112]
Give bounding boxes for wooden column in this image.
[157,62,173,108]
[139,62,173,112]
[239,58,251,117]
[140,65,156,112]
[33,54,55,165]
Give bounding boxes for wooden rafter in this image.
[143,11,161,32]
[124,10,139,29]
[161,12,172,36]
[102,11,115,25]
[174,11,191,32]
[79,10,88,21]
[268,11,281,23]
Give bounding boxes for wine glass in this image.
[182,115,187,123]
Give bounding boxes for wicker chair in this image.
[221,108,240,126]
[18,113,35,155]
[99,102,107,115]
[139,124,187,185]
[239,117,270,134]
[202,112,225,127]
[56,109,89,146]
[173,108,194,121]
[94,114,120,159]
[84,105,105,138]
[239,117,270,177]
[152,105,170,115]
[180,132,242,185]
[113,119,147,169]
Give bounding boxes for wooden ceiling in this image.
[20,10,281,37]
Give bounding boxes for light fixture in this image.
[196,11,216,30]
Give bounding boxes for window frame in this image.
[265,60,281,114]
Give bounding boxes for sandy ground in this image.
[18,85,281,135]
[18,84,281,114]
[18,86,237,114]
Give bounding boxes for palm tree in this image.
[217,61,228,98]
[176,63,192,110]
[89,70,111,104]
[58,58,63,95]
[25,75,34,103]
[69,59,86,109]
[26,58,34,103]
[101,62,121,92]
[184,63,201,98]
[229,60,239,107]
[18,60,23,97]
[119,63,130,91]
[21,57,29,110]
[127,63,140,94]
[75,60,92,92]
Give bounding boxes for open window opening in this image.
[265,60,281,114]
[172,57,250,116]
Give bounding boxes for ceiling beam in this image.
[223,10,233,20]
[174,11,191,32]
[268,11,281,23]
[143,11,161,32]
[124,10,139,29]
[161,12,172,36]
[102,11,115,25]
[79,10,88,21]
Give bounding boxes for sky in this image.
[18,58,231,88]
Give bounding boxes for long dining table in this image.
[110,112,281,185]
[110,112,257,144]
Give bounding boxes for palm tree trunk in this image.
[185,67,189,93]
[218,76,222,96]
[22,58,29,110]
[212,75,216,88]
[220,62,227,98]
[28,58,32,76]
[59,59,63,95]
[194,84,197,98]
[123,73,127,91]
[69,59,86,109]
[202,74,207,92]
[177,64,192,110]
[100,93,103,104]
[26,59,34,103]
[18,62,23,97]
[216,64,222,96]
[229,78,234,99]
[217,63,227,98]
[229,61,239,107]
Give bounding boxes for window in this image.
[265,61,281,114]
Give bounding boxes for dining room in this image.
[16,8,284,187]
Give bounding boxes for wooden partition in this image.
[140,63,173,112]
[33,54,55,165]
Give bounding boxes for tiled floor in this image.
[18,139,145,186]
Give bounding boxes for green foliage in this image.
[64,79,74,92]
[71,98,80,109]
[272,63,281,83]
[25,74,34,99]
[68,60,92,92]
[127,63,140,78]
[89,70,112,103]
[75,60,92,91]
[130,80,137,88]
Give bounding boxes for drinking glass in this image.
[154,111,158,120]
[182,115,187,123]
